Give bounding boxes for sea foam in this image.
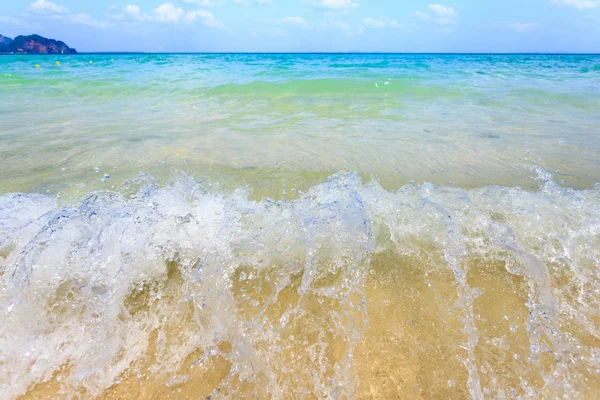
[0,171,599,398]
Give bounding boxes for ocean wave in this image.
[0,171,599,398]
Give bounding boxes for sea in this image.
[0,53,599,399]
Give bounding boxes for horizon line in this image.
[3,51,600,56]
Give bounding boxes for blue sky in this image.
[1,0,599,52]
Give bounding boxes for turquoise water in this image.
[1,54,600,398]
[1,54,599,196]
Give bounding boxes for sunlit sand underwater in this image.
[1,54,600,399]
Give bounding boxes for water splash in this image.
[1,171,599,398]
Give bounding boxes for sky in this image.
[1,0,599,52]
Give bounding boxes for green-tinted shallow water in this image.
[1,54,600,399]
[1,54,599,198]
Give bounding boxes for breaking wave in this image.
[0,171,599,398]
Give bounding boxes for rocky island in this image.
[0,34,77,54]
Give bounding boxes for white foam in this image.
[0,171,599,398]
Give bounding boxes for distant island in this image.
[0,34,76,54]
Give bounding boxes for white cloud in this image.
[415,11,431,20]
[320,19,364,36]
[124,4,141,14]
[28,0,68,14]
[428,4,454,16]
[553,0,600,9]
[153,3,185,23]
[124,4,152,21]
[26,0,109,28]
[362,17,386,29]
[428,4,455,24]
[416,4,456,24]
[309,0,359,9]
[435,17,455,24]
[235,0,272,5]
[362,18,401,29]
[330,20,350,30]
[72,13,110,28]
[109,3,222,27]
[282,16,309,29]
[184,0,220,5]
[504,22,539,32]
[185,10,224,28]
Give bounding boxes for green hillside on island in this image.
[0,34,76,54]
